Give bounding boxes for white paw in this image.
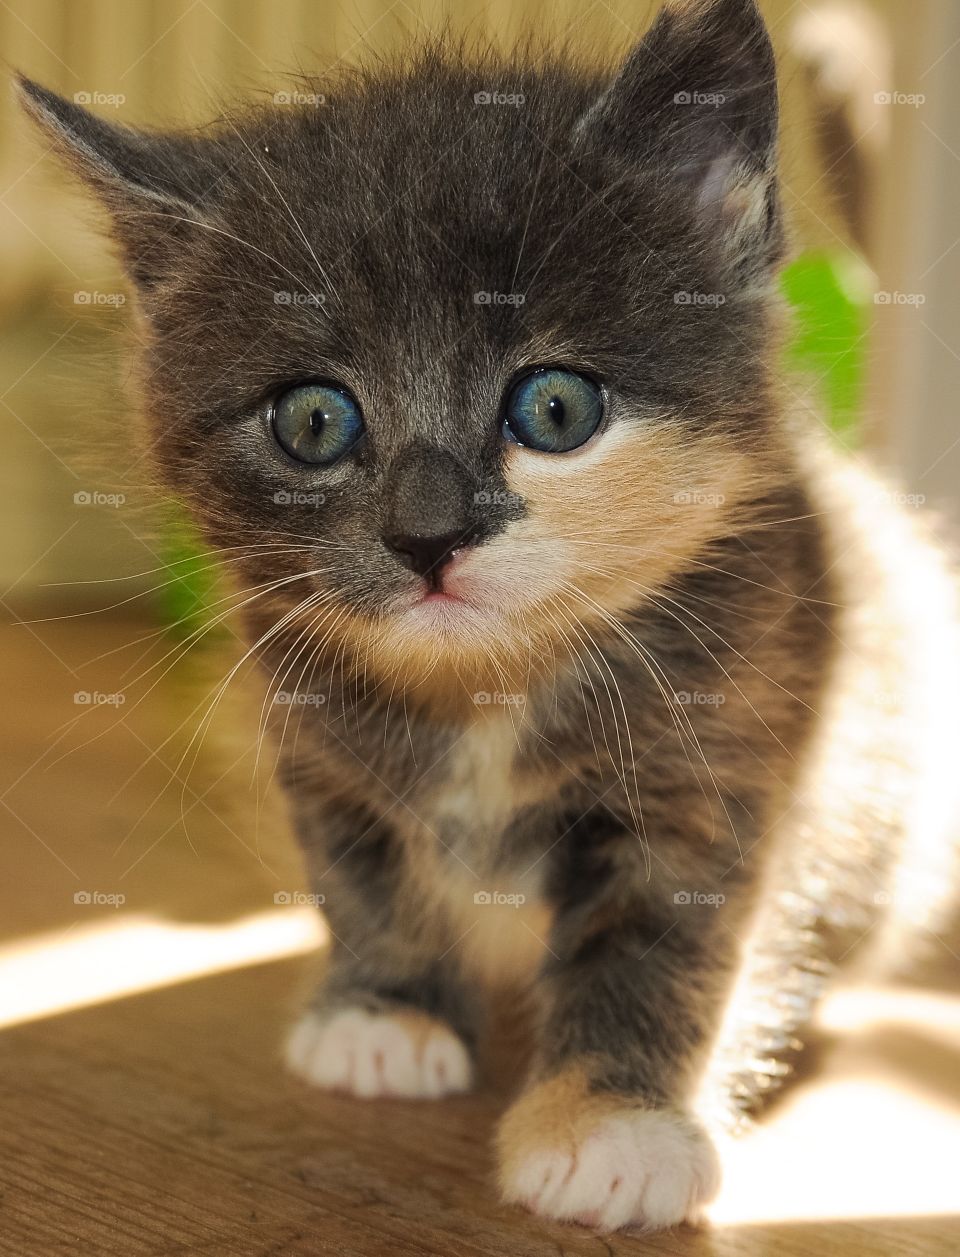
[500,1106,720,1232]
[284,1007,473,1099]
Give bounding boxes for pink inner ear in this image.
[695,148,773,259]
[697,153,741,218]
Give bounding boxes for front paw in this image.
[497,1069,720,1232]
[285,1006,473,1099]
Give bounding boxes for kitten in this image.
[20,0,959,1233]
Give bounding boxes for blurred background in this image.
[0,4,958,1251]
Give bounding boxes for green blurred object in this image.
[781,250,871,442]
[154,250,872,631]
[156,514,224,639]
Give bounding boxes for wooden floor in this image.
[0,618,958,1256]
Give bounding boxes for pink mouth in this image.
[410,555,473,607]
[417,589,464,605]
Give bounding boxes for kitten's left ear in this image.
[577,0,784,284]
[16,74,224,289]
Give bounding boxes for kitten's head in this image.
[20,0,788,692]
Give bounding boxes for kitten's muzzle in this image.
[382,443,481,585]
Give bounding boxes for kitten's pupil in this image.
[309,407,327,436]
[547,396,565,427]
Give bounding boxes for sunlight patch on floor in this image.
[713,1077,959,1225]
[711,984,960,1226]
[0,909,328,1028]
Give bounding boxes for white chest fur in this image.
[400,712,555,986]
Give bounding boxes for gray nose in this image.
[382,444,477,581]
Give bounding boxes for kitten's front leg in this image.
[498,846,751,1232]
[284,799,482,1101]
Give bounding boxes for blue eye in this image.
[502,368,604,453]
[272,382,364,465]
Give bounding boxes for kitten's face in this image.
[21,1,785,686]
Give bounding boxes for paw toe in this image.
[285,1007,473,1100]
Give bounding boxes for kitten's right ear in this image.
[16,74,222,289]
[576,0,784,286]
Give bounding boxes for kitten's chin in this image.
[366,593,526,703]
[396,589,500,637]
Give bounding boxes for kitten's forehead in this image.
[202,69,653,415]
[281,95,588,296]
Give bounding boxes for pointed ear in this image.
[577,0,784,285]
[16,75,225,290]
